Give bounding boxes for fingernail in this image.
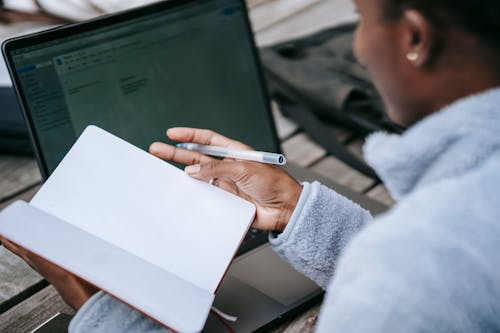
[185,164,201,175]
[166,128,177,138]
[149,143,160,154]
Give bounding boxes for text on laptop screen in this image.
[10,0,278,174]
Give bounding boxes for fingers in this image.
[166,127,253,150]
[185,160,250,184]
[149,142,214,165]
[152,128,255,165]
[195,166,255,204]
[213,179,239,196]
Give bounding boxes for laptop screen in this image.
[5,0,279,176]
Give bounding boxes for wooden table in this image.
[0,1,395,331]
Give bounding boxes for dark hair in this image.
[382,0,500,50]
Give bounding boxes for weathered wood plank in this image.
[0,185,40,211]
[247,0,273,9]
[0,286,73,333]
[0,158,43,308]
[272,101,300,140]
[0,22,51,43]
[0,246,41,306]
[330,125,355,144]
[254,0,358,47]
[269,304,320,333]
[346,137,365,159]
[366,184,396,207]
[281,133,326,167]
[343,138,396,206]
[0,156,41,202]
[0,185,43,306]
[249,0,321,33]
[311,156,375,193]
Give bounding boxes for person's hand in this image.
[0,237,98,311]
[149,128,302,232]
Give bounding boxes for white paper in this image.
[30,125,255,293]
[0,201,213,333]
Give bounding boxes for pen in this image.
[176,143,286,166]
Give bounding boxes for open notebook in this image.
[0,126,256,333]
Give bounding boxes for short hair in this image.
[382,0,500,51]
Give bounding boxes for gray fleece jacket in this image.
[69,87,500,332]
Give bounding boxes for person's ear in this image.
[401,9,437,67]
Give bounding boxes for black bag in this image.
[260,23,403,179]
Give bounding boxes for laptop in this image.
[3,0,386,331]
[0,87,32,155]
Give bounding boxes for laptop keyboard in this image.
[237,229,268,256]
[245,228,265,240]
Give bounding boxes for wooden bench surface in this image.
[0,1,394,332]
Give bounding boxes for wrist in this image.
[275,182,302,232]
[52,274,99,311]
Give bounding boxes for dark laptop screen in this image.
[6,0,279,175]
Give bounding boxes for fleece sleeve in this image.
[269,181,373,288]
[69,292,172,333]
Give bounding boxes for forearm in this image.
[269,181,372,288]
[70,292,172,333]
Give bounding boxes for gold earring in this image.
[406,52,419,62]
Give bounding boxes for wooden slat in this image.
[366,184,395,207]
[0,158,43,307]
[0,185,40,211]
[311,156,375,193]
[269,304,320,333]
[346,138,365,159]
[0,22,51,43]
[254,0,358,47]
[0,246,41,306]
[270,100,353,144]
[272,102,300,140]
[249,0,321,33]
[344,139,396,206]
[331,126,354,145]
[246,0,272,9]
[0,286,73,333]
[281,133,326,167]
[0,186,43,306]
[0,156,41,203]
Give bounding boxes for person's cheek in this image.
[353,23,368,67]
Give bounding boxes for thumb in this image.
[184,160,248,184]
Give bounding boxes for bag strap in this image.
[263,64,379,179]
[277,98,379,180]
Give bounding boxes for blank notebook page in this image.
[30,125,255,293]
